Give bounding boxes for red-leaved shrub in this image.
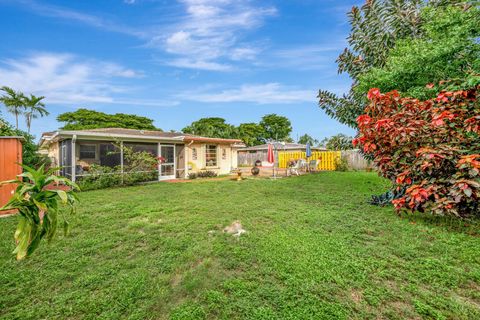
[354,87,480,217]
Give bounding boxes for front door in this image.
[160,145,175,180]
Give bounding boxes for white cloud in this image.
[14,0,146,38]
[230,47,259,61]
[159,0,276,70]
[166,58,233,71]
[0,52,176,107]
[179,83,314,104]
[12,0,276,71]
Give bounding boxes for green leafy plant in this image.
[297,134,319,146]
[320,134,354,150]
[197,171,218,178]
[354,86,479,217]
[318,1,477,127]
[188,173,198,179]
[57,108,160,131]
[334,157,350,172]
[0,164,79,260]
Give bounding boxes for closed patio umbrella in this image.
[306,142,312,158]
[267,143,275,164]
[306,142,312,172]
[267,143,276,178]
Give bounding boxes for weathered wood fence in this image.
[341,150,372,170]
[238,149,371,171]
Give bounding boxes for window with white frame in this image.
[205,145,217,167]
[192,147,197,160]
[222,148,227,160]
[79,144,96,159]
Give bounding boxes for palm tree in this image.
[23,94,48,133]
[0,86,26,129]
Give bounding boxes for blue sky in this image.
[0,0,359,141]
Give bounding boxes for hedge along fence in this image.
[278,151,341,170]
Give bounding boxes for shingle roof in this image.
[71,128,184,138]
[41,127,244,145]
[240,142,326,151]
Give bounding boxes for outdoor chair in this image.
[288,160,302,176]
[298,159,308,172]
[308,160,319,172]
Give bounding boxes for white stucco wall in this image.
[186,143,237,175]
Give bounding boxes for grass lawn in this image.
[1,172,480,319]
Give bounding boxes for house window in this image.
[222,148,227,160]
[205,145,217,167]
[79,144,96,159]
[192,148,197,160]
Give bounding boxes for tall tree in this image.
[23,94,49,134]
[182,117,237,139]
[356,4,480,99]
[297,134,318,146]
[317,0,466,127]
[237,123,265,146]
[320,134,354,150]
[259,114,292,141]
[57,108,159,131]
[0,86,25,129]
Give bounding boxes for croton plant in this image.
[354,86,479,217]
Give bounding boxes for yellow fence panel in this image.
[278,151,341,171]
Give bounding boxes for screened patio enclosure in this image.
[59,139,180,182]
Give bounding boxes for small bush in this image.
[188,173,197,179]
[197,170,218,178]
[335,157,350,172]
[77,164,158,191]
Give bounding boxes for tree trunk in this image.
[26,114,31,134]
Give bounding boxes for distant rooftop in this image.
[240,143,326,151]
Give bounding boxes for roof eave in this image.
[57,130,184,142]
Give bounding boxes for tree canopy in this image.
[320,134,354,151]
[356,4,480,100]
[237,123,265,146]
[297,134,318,146]
[0,86,25,129]
[259,114,292,141]
[317,0,470,127]
[23,94,48,134]
[57,108,160,131]
[181,114,293,145]
[182,117,237,139]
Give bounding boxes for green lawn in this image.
[1,172,479,319]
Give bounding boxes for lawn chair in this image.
[308,160,319,172]
[298,159,308,172]
[288,160,301,176]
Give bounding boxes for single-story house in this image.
[237,142,326,166]
[39,128,245,181]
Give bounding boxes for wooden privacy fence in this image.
[0,137,23,215]
[278,151,341,170]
